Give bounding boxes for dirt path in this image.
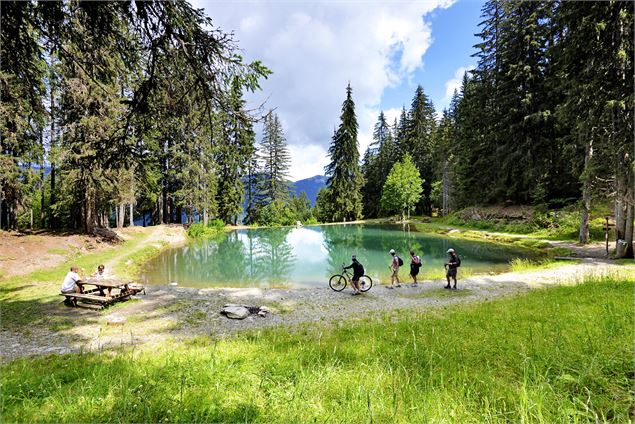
[1,257,628,363]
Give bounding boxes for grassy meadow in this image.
[2,273,632,423]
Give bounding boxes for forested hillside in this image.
[348,1,633,257]
[1,1,633,257]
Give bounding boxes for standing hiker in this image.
[444,248,461,289]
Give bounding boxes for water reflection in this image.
[140,224,534,288]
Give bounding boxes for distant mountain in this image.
[291,175,326,206]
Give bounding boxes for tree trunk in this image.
[129,203,134,227]
[49,163,56,229]
[176,205,182,224]
[157,196,163,225]
[579,138,593,244]
[83,187,97,234]
[442,159,450,216]
[117,203,125,229]
[49,68,56,230]
[40,154,45,228]
[203,208,208,226]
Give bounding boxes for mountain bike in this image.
[329,266,373,292]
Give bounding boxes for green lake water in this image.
[140,224,535,288]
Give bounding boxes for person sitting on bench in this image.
[61,266,84,294]
[91,264,107,278]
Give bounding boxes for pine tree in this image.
[216,78,256,225]
[260,111,291,204]
[405,85,437,215]
[323,83,363,222]
[362,111,399,218]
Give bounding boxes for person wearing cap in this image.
[444,248,460,289]
[388,249,401,288]
[343,255,364,295]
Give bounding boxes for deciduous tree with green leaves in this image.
[381,154,423,221]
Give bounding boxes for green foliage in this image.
[1,2,270,232]
[186,221,225,238]
[380,154,423,220]
[253,194,315,227]
[2,275,633,422]
[443,204,609,242]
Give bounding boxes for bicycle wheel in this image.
[359,275,373,292]
[329,274,347,292]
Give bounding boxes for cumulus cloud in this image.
[192,0,455,179]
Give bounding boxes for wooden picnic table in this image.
[61,278,144,309]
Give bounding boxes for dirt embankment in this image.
[0,231,109,277]
[0,225,186,278]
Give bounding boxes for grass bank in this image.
[2,273,632,423]
[0,227,179,330]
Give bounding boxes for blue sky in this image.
[382,0,483,115]
[194,0,485,180]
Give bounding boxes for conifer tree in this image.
[405,85,437,215]
[362,111,398,218]
[324,84,363,222]
[260,111,291,204]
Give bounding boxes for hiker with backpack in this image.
[409,250,422,286]
[444,248,461,289]
[388,249,403,288]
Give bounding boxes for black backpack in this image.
[455,255,461,267]
[397,256,404,266]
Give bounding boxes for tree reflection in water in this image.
[140,224,537,288]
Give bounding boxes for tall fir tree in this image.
[324,83,363,222]
[362,111,398,218]
[260,111,291,204]
[405,85,437,215]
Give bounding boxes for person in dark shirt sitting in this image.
[343,254,365,295]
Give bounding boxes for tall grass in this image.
[2,274,632,423]
[186,220,225,238]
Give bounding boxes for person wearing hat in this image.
[444,248,460,289]
[343,254,365,295]
[388,249,402,288]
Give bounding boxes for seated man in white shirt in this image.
[60,266,83,294]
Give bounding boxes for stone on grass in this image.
[220,306,250,320]
[106,315,126,326]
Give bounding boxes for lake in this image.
[140,224,534,288]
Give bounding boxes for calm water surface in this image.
[140,224,534,288]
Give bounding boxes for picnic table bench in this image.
[61,278,145,309]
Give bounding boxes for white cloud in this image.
[441,65,475,110]
[288,143,330,181]
[192,0,455,179]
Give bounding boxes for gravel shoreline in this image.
[1,258,624,363]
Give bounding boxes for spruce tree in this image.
[405,85,437,215]
[260,111,291,204]
[324,84,363,222]
[362,111,398,218]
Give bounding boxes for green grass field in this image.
[2,274,632,423]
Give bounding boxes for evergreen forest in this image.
[1,0,633,257]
